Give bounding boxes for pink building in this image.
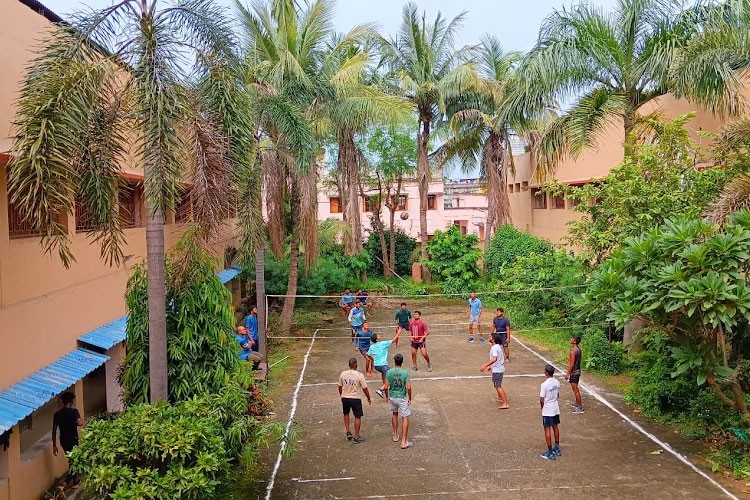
[317,176,490,241]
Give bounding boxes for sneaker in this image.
[427,364,433,372]
[479,338,486,344]
[412,366,418,371]
[346,431,352,441]
[375,389,385,399]
[352,436,365,444]
[467,337,475,343]
[572,406,585,414]
[553,445,561,457]
[540,449,556,461]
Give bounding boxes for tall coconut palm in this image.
[8,0,238,402]
[705,115,750,222]
[518,0,750,172]
[379,3,480,279]
[434,35,529,259]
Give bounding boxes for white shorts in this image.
[469,315,480,326]
[389,397,411,417]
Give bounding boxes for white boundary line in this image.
[292,476,355,483]
[265,329,318,500]
[300,373,544,388]
[513,337,740,500]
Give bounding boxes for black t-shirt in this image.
[572,346,582,374]
[493,316,510,334]
[53,407,80,450]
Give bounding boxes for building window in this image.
[427,194,437,210]
[521,181,528,191]
[329,197,342,214]
[75,198,97,232]
[568,197,581,208]
[508,184,514,193]
[363,196,380,213]
[119,185,140,228]
[7,198,44,239]
[393,194,408,211]
[175,190,193,223]
[552,194,566,209]
[532,188,547,209]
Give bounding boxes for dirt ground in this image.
[249,301,744,500]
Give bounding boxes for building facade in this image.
[0,3,242,499]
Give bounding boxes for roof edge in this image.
[18,0,65,24]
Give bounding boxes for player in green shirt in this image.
[394,302,411,341]
[385,354,413,449]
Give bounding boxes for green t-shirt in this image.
[386,367,410,399]
[395,309,412,326]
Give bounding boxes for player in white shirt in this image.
[539,364,561,460]
[479,334,510,409]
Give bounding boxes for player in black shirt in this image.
[565,336,584,414]
[52,392,84,487]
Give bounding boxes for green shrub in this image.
[581,329,627,375]
[364,230,417,277]
[426,226,481,293]
[259,250,369,296]
[485,225,552,273]
[708,444,750,478]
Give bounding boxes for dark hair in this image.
[573,335,582,345]
[492,333,502,345]
[545,364,555,376]
[348,357,357,369]
[413,310,421,316]
[401,302,407,306]
[497,307,504,313]
[61,392,76,405]
[370,332,378,343]
[394,353,404,366]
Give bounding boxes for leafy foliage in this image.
[426,226,481,293]
[121,237,240,405]
[581,329,627,375]
[364,230,417,277]
[485,225,552,274]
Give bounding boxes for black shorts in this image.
[342,397,364,418]
[543,415,560,428]
[398,323,410,330]
[569,372,581,384]
[411,340,426,349]
[497,333,508,347]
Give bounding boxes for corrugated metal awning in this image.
[0,348,109,433]
[217,267,240,284]
[78,316,128,350]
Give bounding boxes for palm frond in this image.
[704,174,750,223]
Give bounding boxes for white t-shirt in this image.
[540,377,561,417]
[489,344,505,373]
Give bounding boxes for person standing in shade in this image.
[348,300,366,335]
[467,292,484,343]
[385,353,413,449]
[367,328,403,399]
[235,326,263,368]
[540,364,562,460]
[394,302,412,345]
[409,311,432,372]
[52,392,84,488]
[355,322,375,377]
[340,288,354,317]
[566,335,584,414]
[244,306,260,351]
[492,307,512,362]
[338,357,372,443]
[480,333,510,409]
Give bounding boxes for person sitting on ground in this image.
[540,363,562,460]
[338,357,371,443]
[244,306,260,351]
[235,325,263,369]
[52,392,84,488]
[385,353,413,449]
[339,288,354,317]
[354,322,375,377]
[367,327,403,399]
[356,288,372,313]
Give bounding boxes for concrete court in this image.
[259,301,740,500]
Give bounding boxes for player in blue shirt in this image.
[467,292,484,343]
[244,306,259,351]
[340,288,355,317]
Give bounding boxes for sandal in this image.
[392,435,400,442]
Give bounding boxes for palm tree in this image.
[434,35,529,259]
[518,0,750,171]
[705,115,750,222]
[8,0,238,402]
[379,3,480,280]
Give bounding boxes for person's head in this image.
[236,325,247,335]
[345,288,350,294]
[571,335,581,346]
[356,288,363,294]
[348,357,357,369]
[250,306,258,315]
[370,332,379,343]
[496,307,504,317]
[413,310,421,320]
[60,392,75,406]
[394,353,404,367]
[544,364,555,377]
[492,333,502,345]
[355,300,362,308]
[362,321,370,331]
[470,291,477,299]
[400,302,407,310]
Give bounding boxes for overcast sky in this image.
[53,0,620,53]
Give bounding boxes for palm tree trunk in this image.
[339,134,362,254]
[483,133,511,268]
[280,236,300,336]
[145,201,168,402]
[255,245,266,357]
[389,175,403,276]
[417,118,431,282]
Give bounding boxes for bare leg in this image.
[571,383,582,408]
[496,387,510,409]
[392,412,399,441]
[477,324,483,340]
[420,347,431,365]
[411,347,418,369]
[343,413,351,434]
[544,426,552,447]
[468,323,473,338]
[504,345,510,361]
[354,417,362,437]
[401,416,410,447]
[553,424,560,445]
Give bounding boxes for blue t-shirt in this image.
[342,293,354,305]
[367,340,393,366]
[350,307,365,327]
[469,298,482,316]
[355,329,372,350]
[493,316,510,334]
[244,315,259,350]
[357,291,369,304]
[235,334,253,360]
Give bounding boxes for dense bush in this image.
[261,250,369,296]
[485,225,552,274]
[122,237,240,405]
[364,230,417,277]
[426,226,481,294]
[581,329,627,375]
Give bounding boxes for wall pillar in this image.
[73,381,85,421]
[105,343,125,412]
[0,426,22,500]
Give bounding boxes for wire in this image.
[266,284,588,300]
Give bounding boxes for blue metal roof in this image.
[0,348,109,433]
[218,267,241,284]
[78,315,128,350]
